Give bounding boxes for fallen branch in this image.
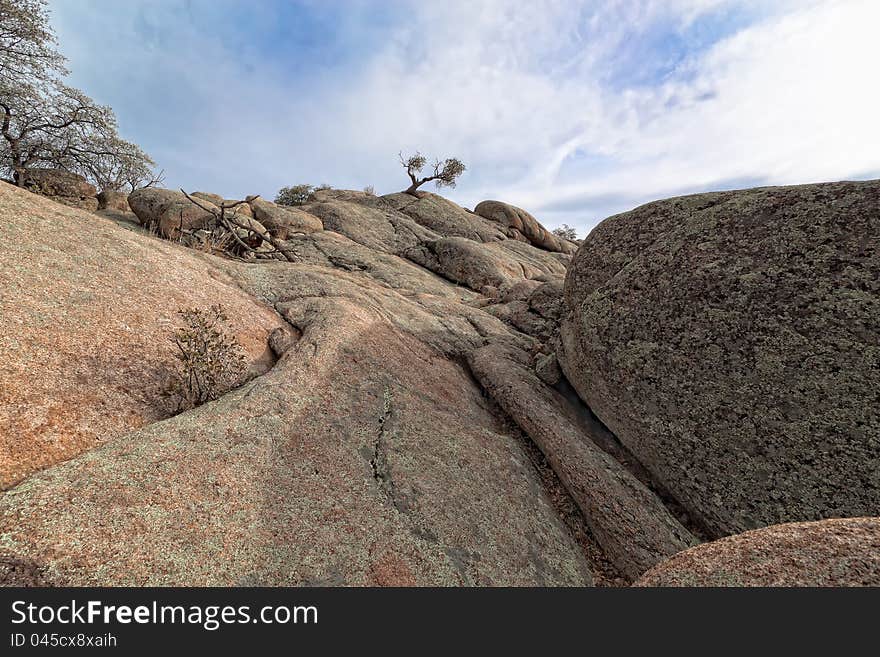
[180,189,298,262]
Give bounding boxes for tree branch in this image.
[180,189,298,263]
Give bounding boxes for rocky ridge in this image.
[1,178,878,586]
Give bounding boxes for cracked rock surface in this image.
[0,260,592,585]
[0,181,593,586]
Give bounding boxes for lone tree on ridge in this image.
[399,151,465,196]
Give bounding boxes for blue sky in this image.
[48,0,880,235]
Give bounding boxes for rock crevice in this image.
[467,342,697,580]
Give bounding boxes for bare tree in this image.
[82,139,164,192]
[0,82,157,189]
[0,0,160,190]
[399,151,465,196]
[0,0,67,87]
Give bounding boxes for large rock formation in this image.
[128,187,221,239]
[248,197,322,237]
[4,174,877,587]
[130,188,268,239]
[404,237,567,298]
[280,230,475,301]
[0,180,595,586]
[96,189,131,213]
[191,191,225,206]
[474,200,577,254]
[127,187,181,227]
[0,270,593,584]
[310,187,380,205]
[16,169,98,211]
[560,180,880,537]
[305,199,430,253]
[636,517,880,586]
[384,192,507,243]
[0,181,284,491]
[403,237,533,296]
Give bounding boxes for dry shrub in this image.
[163,304,246,412]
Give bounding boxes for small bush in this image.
[163,305,247,412]
[315,183,332,191]
[363,185,375,196]
[274,184,313,206]
[552,224,578,241]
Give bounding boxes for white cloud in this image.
[519,0,880,228]
[48,0,880,235]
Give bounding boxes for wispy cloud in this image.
[49,0,880,233]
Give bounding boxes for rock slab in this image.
[636,517,880,586]
[468,343,696,580]
[560,180,880,537]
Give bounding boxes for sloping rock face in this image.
[404,237,529,295]
[0,182,285,491]
[280,230,475,301]
[635,518,880,586]
[248,197,322,237]
[475,200,577,254]
[560,180,880,537]
[0,265,592,585]
[384,192,507,243]
[10,176,873,587]
[17,169,98,211]
[404,237,568,298]
[0,182,602,586]
[227,264,536,360]
[290,193,567,298]
[305,199,432,253]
